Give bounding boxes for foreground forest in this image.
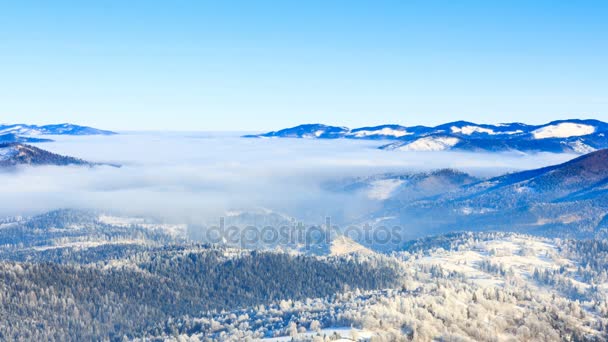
[2,212,608,341]
[0,245,398,340]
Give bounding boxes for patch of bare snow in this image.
[396,136,460,151]
[366,179,404,200]
[532,123,596,139]
[98,215,187,237]
[330,236,374,256]
[351,127,411,138]
[568,140,596,154]
[32,238,149,251]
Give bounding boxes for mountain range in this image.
[0,123,116,136]
[0,123,116,144]
[360,148,608,245]
[245,119,608,154]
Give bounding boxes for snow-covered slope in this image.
[366,179,404,200]
[0,143,116,168]
[366,149,608,240]
[450,125,496,135]
[329,236,374,256]
[533,122,596,139]
[347,125,412,138]
[394,136,460,151]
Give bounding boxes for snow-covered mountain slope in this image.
[346,124,412,138]
[246,119,608,154]
[0,123,116,144]
[0,123,116,136]
[392,136,460,151]
[366,179,405,200]
[532,122,596,139]
[325,169,478,202]
[0,143,118,168]
[242,124,349,139]
[367,149,608,241]
[329,236,374,256]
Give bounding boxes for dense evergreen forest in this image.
[0,245,399,341]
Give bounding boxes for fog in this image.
[0,132,576,224]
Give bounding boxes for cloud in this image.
[0,132,577,223]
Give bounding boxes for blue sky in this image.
[0,0,607,131]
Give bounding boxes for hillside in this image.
[0,143,115,168]
[368,149,608,242]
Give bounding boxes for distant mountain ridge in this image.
[0,123,116,144]
[0,123,116,136]
[245,119,608,154]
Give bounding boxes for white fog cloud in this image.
[0,132,576,223]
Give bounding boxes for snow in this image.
[302,130,326,138]
[0,146,17,161]
[261,327,374,341]
[330,236,374,256]
[451,125,496,135]
[98,215,187,237]
[366,179,404,200]
[535,214,581,225]
[459,206,495,215]
[32,238,148,251]
[98,215,145,226]
[450,126,524,135]
[568,140,596,154]
[532,123,596,139]
[417,236,577,288]
[396,136,460,151]
[351,127,411,138]
[0,125,43,136]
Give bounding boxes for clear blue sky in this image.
[0,0,607,131]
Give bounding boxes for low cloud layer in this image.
[0,132,576,223]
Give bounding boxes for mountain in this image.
[367,149,608,242]
[0,143,118,168]
[0,209,180,262]
[243,123,349,139]
[0,123,116,136]
[0,123,116,144]
[0,133,53,143]
[245,119,608,154]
